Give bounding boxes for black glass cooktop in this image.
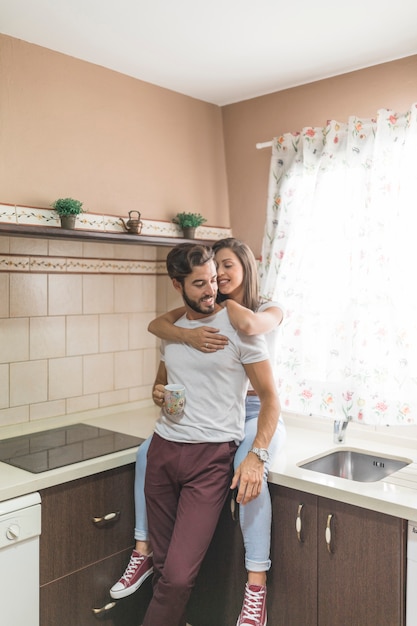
[0,423,144,474]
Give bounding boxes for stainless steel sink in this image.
[299,448,411,482]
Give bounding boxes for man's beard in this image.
[182,287,216,315]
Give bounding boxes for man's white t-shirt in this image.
[155,308,268,444]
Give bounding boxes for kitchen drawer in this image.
[40,546,152,626]
[40,464,135,584]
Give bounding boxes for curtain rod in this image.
[256,141,273,150]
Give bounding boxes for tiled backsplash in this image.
[0,235,182,428]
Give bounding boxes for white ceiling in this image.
[1,0,417,106]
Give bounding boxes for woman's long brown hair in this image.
[212,238,259,312]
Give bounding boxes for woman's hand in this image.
[148,309,228,352]
[184,326,229,352]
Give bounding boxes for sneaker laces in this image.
[121,552,146,583]
[240,585,265,621]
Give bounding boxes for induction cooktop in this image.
[0,423,144,473]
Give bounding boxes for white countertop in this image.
[1,402,417,521]
[269,414,417,521]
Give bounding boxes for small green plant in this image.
[173,212,207,229]
[51,197,84,216]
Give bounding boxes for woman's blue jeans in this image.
[134,396,286,572]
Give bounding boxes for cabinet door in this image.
[40,464,136,583]
[186,494,247,625]
[269,484,318,626]
[317,497,406,626]
[41,547,152,626]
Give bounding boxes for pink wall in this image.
[222,55,417,255]
[0,35,229,228]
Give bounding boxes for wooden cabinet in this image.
[40,464,152,626]
[186,495,247,625]
[189,484,406,625]
[268,486,318,625]
[38,467,407,626]
[269,484,407,626]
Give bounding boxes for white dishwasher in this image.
[0,492,41,626]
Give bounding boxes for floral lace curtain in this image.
[259,103,417,426]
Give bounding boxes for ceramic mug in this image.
[163,384,186,418]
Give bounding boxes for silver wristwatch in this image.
[249,447,270,463]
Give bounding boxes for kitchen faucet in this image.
[333,416,352,444]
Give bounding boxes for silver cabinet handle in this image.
[92,601,116,615]
[295,503,304,543]
[92,511,120,526]
[230,493,238,521]
[325,513,334,553]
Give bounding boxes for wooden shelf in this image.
[0,222,215,247]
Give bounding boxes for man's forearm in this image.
[244,360,280,450]
[251,395,280,450]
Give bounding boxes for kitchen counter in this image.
[1,402,417,521]
[269,413,417,521]
[0,401,159,503]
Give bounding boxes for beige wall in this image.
[222,55,417,256]
[0,34,229,228]
[3,33,417,254]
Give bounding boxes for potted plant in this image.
[173,212,207,239]
[51,197,84,229]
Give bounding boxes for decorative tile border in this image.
[30,257,68,272]
[1,203,232,241]
[0,204,19,223]
[14,206,60,226]
[0,255,30,271]
[0,254,167,275]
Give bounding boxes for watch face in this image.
[259,450,269,462]
[251,448,269,462]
